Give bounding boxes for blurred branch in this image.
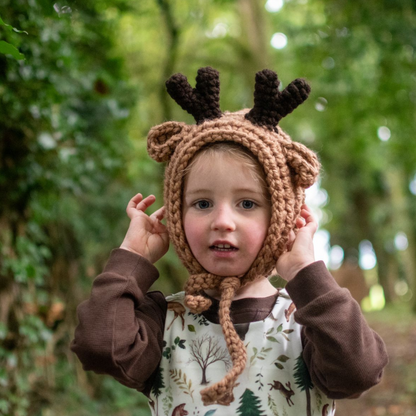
[237,0,270,74]
[156,0,181,120]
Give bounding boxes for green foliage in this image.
[0,40,25,60]
[264,0,416,307]
[236,388,266,416]
[151,366,165,398]
[0,0,136,414]
[0,14,27,60]
[293,354,313,416]
[293,354,313,392]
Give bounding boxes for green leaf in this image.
[174,336,180,344]
[266,336,279,343]
[0,16,13,32]
[277,355,290,362]
[0,40,25,60]
[283,329,294,334]
[0,400,9,414]
[204,410,217,416]
[274,362,284,370]
[188,324,195,332]
[0,323,7,340]
[277,324,283,332]
[0,16,28,34]
[26,264,36,279]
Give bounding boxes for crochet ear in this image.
[284,142,320,188]
[147,121,188,162]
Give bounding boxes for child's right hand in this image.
[120,193,169,264]
[275,204,317,281]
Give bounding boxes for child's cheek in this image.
[183,213,206,250]
[245,217,269,254]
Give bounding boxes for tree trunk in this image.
[201,367,208,385]
[386,169,416,311]
[305,387,311,416]
[372,240,397,304]
[237,0,270,70]
[236,0,271,89]
[156,0,180,121]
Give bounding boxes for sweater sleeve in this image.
[285,261,389,400]
[70,248,167,393]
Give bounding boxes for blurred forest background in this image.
[1,0,416,415]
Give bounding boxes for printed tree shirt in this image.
[154,290,335,416]
[71,249,389,416]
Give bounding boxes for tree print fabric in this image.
[148,291,335,416]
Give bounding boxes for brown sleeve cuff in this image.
[104,248,160,294]
[285,261,340,308]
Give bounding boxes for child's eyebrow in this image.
[184,189,211,196]
[234,188,265,195]
[185,188,265,196]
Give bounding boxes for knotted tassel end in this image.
[184,294,212,314]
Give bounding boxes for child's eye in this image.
[195,200,212,210]
[240,200,255,209]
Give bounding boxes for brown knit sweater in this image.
[71,248,388,399]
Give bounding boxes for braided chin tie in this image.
[185,276,247,406]
[184,273,221,314]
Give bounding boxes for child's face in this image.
[182,152,271,277]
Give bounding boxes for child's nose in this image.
[211,205,236,232]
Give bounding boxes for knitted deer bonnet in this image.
[147,67,320,406]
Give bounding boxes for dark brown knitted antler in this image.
[245,69,311,131]
[166,67,222,125]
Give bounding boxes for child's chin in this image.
[205,268,248,278]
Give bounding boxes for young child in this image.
[71,67,388,416]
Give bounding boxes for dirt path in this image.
[335,306,416,416]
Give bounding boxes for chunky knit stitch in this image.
[147,67,320,405]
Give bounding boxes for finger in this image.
[126,193,144,218]
[136,195,156,212]
[296,216,306,229]
[127,193,143,211]
[300,206,315,224]
[151,206,166,222]
[287,230,296,251]
[151,207,167,234]
[301,209,318,234]
[301,204,315,217]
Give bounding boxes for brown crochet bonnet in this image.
[147,67,320,406]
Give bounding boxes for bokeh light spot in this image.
[271,33,287,49]
[359,240,377,270]
[377,126,391,141]
[394,232,409,251]
[265,0,284,13]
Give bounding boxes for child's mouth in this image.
[210,244,238,252]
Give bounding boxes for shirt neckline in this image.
[201,291,280,325]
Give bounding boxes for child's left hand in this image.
[275,204,317,281]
